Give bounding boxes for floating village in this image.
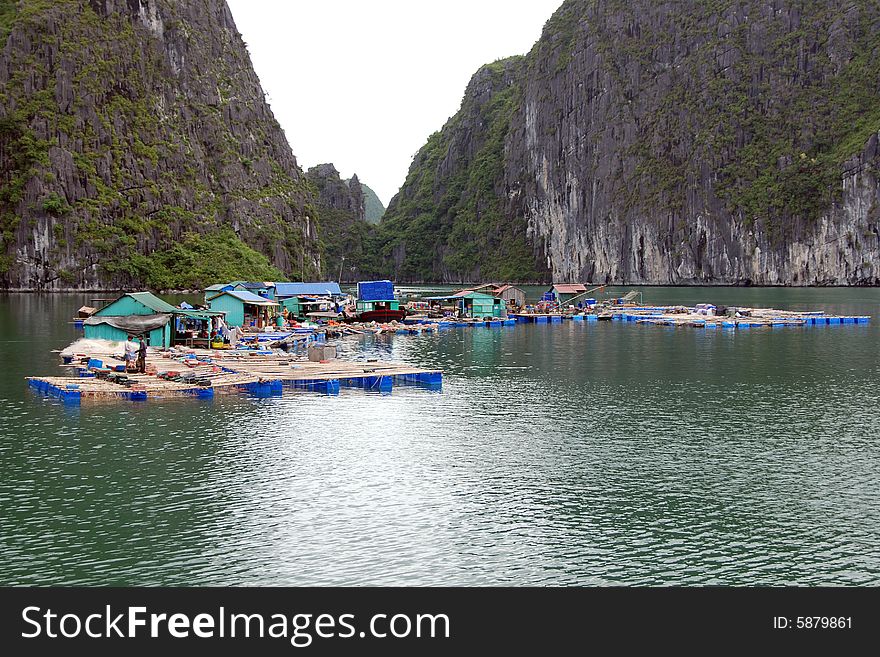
[27,279,871,405]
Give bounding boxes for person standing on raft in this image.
[136,336,148,374]
[124,335,137,373]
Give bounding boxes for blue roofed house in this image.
[203,283,235,304]
[203,281,277,304]
[230,281,275,299]
[275,282,343,319]
[274,282,342,299]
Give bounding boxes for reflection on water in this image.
[0,288,879,585]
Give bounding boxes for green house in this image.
[281,296,337,320]
[207,290,279,327]
[355,299,401,314]
[83,292,178,347]
[424,290,504,318]
[458,291,504,318]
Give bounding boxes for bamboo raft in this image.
[607,307,871,328]
[512,306,870,328]
[28,345,443,404]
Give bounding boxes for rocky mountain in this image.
[0,0,321,290]
[376,57,550,283]
[380,0,880,285]
[304,163,375,282]
[360,182,384,224]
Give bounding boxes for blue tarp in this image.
[274,282,342,297]
[358,280,395,301]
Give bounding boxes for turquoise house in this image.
[458,291,504,318]
[207,290,278,327]
[83,292,226,347]
[281,296,336,320]
[424,290,505,318]
[83,292,178,347]
[203,281,274,304]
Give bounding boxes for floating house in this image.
[207,290,278,328]
[356,280,406,322]
[204,281,341,306]
[459,291,504,318]
[203,282,235,304]
[83,292,225,347]
[548,283,588,305]
[492,284,526,307]
[281,296,339,320]
[204,281,275,302]
[425,290,505,318]
[275,282,343,320]
[274,282,342,300]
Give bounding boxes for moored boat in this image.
[353,280,407,323]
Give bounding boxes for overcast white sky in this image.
[226,0,563,206]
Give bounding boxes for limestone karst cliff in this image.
[0,0,321,290]
[379,0,880,285]
[304,163,377,282]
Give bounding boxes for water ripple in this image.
[1,290,879,585]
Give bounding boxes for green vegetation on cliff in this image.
[0,0,17,44]
[372,0,879,285]
[0,0,320,289]
[360,183,385,224]
[576,0,880,235]
[375,57,549,283]
[101,228,283,289]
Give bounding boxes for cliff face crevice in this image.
[383,0,880,285]
[0,0,321,290]
[377,57,551,283]
[304,163,377,282]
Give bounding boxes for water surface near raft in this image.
[1,287,878,585]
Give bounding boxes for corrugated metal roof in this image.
[425,291,498,301]
[552,284,587,294]
[126,292,179,313]
[209,290,278,305]
[455,290,496,299]
[275,282,342,297]
[175,309,227,320]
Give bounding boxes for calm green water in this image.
[1,287,879,585]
